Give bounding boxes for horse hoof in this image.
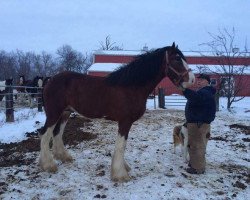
[111,169,131,182]
[40,164,58,173]
[39,160,58,173]
[111,174,131,182]
[61,154,73,163]
[53,153,73,163]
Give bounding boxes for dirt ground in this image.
[1,115,249,169]
[0,115,97,168]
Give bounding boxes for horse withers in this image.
[39,43,195,182]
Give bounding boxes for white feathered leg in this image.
[52,121,73,163]
[39,124,57,172]
[111,134,131,182]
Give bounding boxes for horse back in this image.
[43,71,110,118]
[43,71,146,122]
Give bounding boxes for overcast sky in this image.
[0,0,249,53]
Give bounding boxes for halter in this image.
[165,52,191,86]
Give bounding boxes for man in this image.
[182,73,216,174]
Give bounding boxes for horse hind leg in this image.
[52,111,73,163]
[39,123,58,172]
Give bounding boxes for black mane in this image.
[105,47,169,86]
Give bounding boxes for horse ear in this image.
[172,42,175,48]
[176,45,178,49]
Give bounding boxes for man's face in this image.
[197,78,209,88]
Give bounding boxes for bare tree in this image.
[33,51,58,77]
[41,51,57,76]
[82,52,93,74]
[99,35,123,50]
[33,54,43,76]
[0,51,16,80]
[14,50,35,79]
[56,45,88,73]
[199,28,250,109]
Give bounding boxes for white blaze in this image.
[181,58,195,88]
[38,78,43,87]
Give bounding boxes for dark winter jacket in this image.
[183,86,216,124]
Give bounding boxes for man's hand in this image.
[178,86,186,91]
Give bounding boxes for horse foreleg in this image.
[111,134,130,182]
[111,121,132,182]
[52,112,73,163]
[39,124,58,172]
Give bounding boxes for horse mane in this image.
[105,47,170,86]
[105,46,187,86]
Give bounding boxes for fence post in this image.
[158,87,165,109]
[215,93,220,111]
[37,87,43,112]
[153,89,156,109]
[5,85,14,122]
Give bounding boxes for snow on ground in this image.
[0,108,46,143]
[0,97,249,200]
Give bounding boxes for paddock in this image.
[0,103,249,199]
[0,84,43,122]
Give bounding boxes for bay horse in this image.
[39,43,195,182]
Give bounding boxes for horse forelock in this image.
[105,47,169,86]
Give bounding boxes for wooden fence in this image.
[0,85,43,122]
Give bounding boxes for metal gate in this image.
[165,95,187,108]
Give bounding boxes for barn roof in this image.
[89,63,123,72]
[94,50,143,56]
[94,49,250,57]
[88,63,250,74]
[89,49,250,74]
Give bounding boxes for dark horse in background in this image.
[39,43,195,182]
[17,75,43,107]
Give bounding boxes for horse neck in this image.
[140,73,165,98]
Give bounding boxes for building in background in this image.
[88,50,250,96]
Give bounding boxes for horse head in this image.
[34,76,43,88]
[165,42,195,89]
[5,78,13,86]
[19,75,25,85]
[43,77,51,87]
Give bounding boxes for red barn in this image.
[88,50,250,96]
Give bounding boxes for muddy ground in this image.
[0,116,97,168]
